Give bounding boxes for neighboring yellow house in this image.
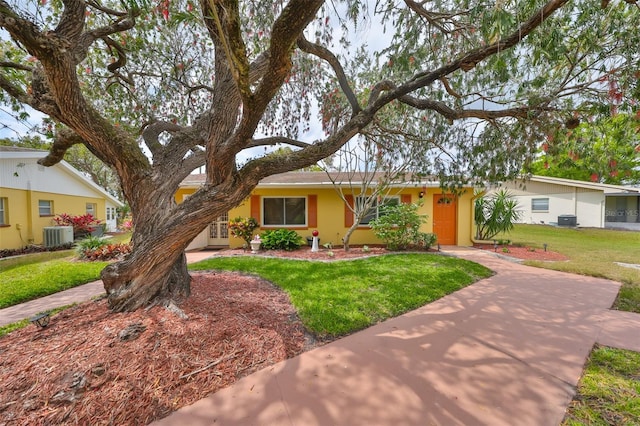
[177,171,477,250]
[0,147,124,250]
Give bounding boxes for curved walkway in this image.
[2,248,639,425]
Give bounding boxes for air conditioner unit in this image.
[43,226,74,247]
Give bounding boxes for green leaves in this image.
[529,113,640,184]
[369,202,428,250]
[474,189,522,241]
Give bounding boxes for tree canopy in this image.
[529,113,640,185]
[1,0,638,311]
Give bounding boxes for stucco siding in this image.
[180,185,475,249]
[1,154,121,250]
[0,186,106,249]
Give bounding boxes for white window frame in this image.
[357,196,400,225]
[531,198,549,213]
[86,203,97,217]
[262,196,307,227]
[0,197,7,225]
[38,200,53,216]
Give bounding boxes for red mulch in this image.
[473,244,569,261]
[0,272,311,425]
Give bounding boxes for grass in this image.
[0,232,131,309]
[0,259,108,308]
[494,224,640,313]
[563,345,640,425]
[189,253,492,338]
[0,249,74,271]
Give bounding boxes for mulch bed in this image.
[473,244,569,261]
[0,272,310,425]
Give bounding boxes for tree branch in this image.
[375,0,571,109]
[55,0,86,44]
[38,128,86,166]
[297,36,361,115]
[202,0,251,100]
[141,120,183,159]
[0,61,33,72]
[404,0,471,34]
[246,136,311,149]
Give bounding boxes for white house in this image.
[493,175,640,231]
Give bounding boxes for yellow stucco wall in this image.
[178,185,475,249]
[0,187,106,250]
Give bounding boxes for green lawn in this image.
[494,224,640,312]
[189,253,492,338]
[0,259,107,308]
[0,233,130,309]
[563,346,640,425]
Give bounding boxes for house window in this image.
[0,198,7,225]
[358,196,400,225]
[263,197,306,226]
[86,203,97,217]
[531,198,549,212]
[39,200,53,216]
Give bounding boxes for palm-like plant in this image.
[475,190,522,241]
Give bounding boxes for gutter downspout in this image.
[470,189,485,244]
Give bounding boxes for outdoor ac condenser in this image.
[43,226,74,247]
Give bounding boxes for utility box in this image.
[557,215,577,227]
[43,226,74,247]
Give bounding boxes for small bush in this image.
[415,232,437,250]
[260,229,303,251]
[75,236,131,261]
[474,190,521,241]
[228,217,259,246]
[80,243,132,261]
[370,202,428,250]
[76,235,108,253]
[54,213,102,237]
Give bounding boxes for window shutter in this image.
[401,194,412,204]
[344,194,354,227]
[308,194,317,228]
[250,195,261,223]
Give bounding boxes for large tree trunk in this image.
[102,249,190,312]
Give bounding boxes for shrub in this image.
[75,235,107,253]
[369,202,428,250]
[76,236,131,261]
[474,190,522,241]
[80,243,132,261]
[228,217,259,247]
[0,243,73,259]
[53,213,102,237]
[119,218,133,231]
[260,229,303,251]
[415,232,437,250]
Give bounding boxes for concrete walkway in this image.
[2,248,639,425]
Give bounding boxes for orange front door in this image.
[433,194,457,245]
